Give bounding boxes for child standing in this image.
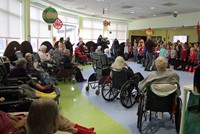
[187,47,197,72]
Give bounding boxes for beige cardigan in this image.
[138,70,181,96]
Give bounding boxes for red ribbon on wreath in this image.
[53,18,63,30]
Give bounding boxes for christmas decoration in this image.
[53,18,63,30]
[42,6,58,23]
[173,12,178,17]
[146,28,153,35]
[103,20,111,27]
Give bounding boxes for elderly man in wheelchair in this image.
[137,56,182,133]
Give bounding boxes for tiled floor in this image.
[59,62,194,134]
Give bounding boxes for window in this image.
[82,19,103,43]
[0,0,21,55]
[53,15,78,45]
[107,22,127,44]
[0,0,20,38]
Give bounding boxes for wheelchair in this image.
[137,83,182,133]
[101,69,140,108]
[86,52,111,95]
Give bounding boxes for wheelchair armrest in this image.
[8,77,28,83]
[2,78,25,85]
[0,86,19,90]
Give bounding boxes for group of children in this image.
[124,39,200,72]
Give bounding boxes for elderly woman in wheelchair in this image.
[101,56,143,108]
[137,56,182,133]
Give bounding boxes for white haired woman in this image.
[38,45,52,62]
[138,56,181,96]
[110,56,143,82]
[95,46,102,54]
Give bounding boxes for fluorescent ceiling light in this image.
[150,7,155,9]
[130,11,135,14]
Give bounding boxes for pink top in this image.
[38,51,51,62]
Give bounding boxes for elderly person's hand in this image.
[124,62,129,67]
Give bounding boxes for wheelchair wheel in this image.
[175,97,182,133]
[95,89,100,95]
[101,77,118,101]
[120,80,138,108]
[86,73,97,91]
[137,95,145,132]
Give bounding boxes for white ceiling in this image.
[31,0,200,21]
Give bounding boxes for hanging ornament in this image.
[146,28,153,35]
[53,18,63,30]
[42,6,58,23]
[103,20,111,27]
[173,12,178,18]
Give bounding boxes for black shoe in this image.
[78,79,87,82]
[82,79,87,82]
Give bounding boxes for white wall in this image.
[128,12,200,30]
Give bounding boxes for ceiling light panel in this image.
[162,2,178,6]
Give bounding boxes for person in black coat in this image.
[65,37,74,56]
[63,49,87,82]
[9,58,52,91]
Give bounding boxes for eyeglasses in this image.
[139,42,143,43]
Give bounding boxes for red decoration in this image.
[197,21,200,34]
[53,18,63,30]
[146,28,153,35]
[103,20,110,27]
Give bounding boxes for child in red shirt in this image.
[187,47,197,72]
[179,44,187,70]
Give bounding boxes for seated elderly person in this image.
[38,45,52,62]
[138,56,181,97]
[25,53,45,84]
[0,98,96,134]
[8,58,52,91]
[74,47,88,65]
[25,52,53,85]
[63,49,87,82]
[104,48,111,58]
[110,56,144,81]
[95,46,103,54]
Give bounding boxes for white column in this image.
[22,0,30,41]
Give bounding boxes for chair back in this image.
[32,52,41,62]
[3,41,21,62]
[112,69,128,90]
[91,52,101,71]
[146,89,176,112]
[41,41,53,52]
[193,65,200,95]
[21,41,33,55]
[85,41,95,53]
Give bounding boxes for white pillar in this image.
[22,0,30,41]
